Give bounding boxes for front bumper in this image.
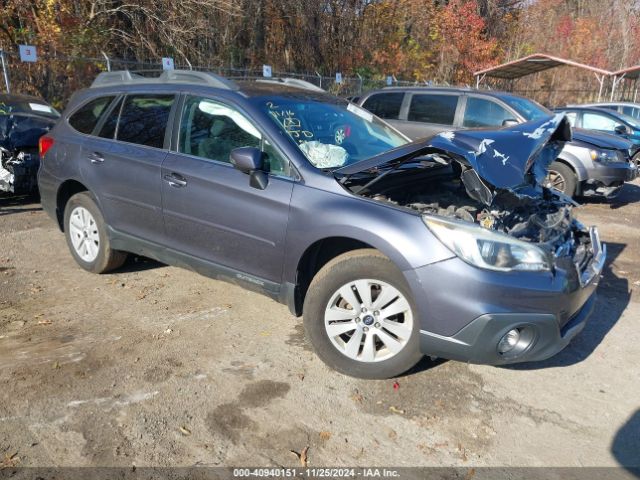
[581,161,638,197]
[405,233,606,365]
[419,293,596,365]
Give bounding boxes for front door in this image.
[161,95,294,283]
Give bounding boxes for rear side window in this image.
[68,96,115,134]
[362,93,404,119]
[408,94,458,124]
[463,97,514,128]
[117,94,175,148]
[564,111,578,127]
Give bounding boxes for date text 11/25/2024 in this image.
[233,468,401,478]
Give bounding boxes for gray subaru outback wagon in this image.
[38,70,605,378]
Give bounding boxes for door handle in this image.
[163,173,187,188]
[87,152,104,164]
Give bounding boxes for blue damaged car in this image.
[37,72,605,378]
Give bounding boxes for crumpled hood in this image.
[337,114,571,190]
[423,114,572,189]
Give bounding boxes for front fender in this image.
[282,184,455,283]
[557,145,589,182]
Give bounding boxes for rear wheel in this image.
[63,192,127,273]
[303,249,422,379]
[545,161,577,197]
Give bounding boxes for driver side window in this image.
[463,97,513,128]
[178,96,290,176]
[582,113,620,132]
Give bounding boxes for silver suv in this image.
[358,88,637,198]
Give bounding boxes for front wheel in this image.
[544,161,577,197]
[63,192,127,273]
[303,249,422,379]
[633,152,640,170]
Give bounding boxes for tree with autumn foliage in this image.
[0,0,639,104]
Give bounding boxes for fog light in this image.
[498,329,520,353]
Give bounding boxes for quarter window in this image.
[564,111,578,127]
[361,93,404,119]
[463,97,514,128]
[179,96,289,176]
[68,96,115,134]
[116,94,175,148]
[408,94,458,124]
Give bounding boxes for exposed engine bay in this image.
[347,160,594,271]
[334,115,601,274]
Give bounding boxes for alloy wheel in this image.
[324,279,413,363]
[545,170,566,193]
[68,206,100,262]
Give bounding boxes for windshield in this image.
[618,112,640,129]
[501,96,551,121]
[256,97,408,169]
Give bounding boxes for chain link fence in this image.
[4,49,627,109]
[0,50,437,108]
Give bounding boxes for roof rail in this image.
[256,77,325,92]
[90,69,239,90]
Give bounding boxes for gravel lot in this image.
[1,180,639,470]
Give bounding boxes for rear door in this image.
[160,95,294,283]
[80,93,176,243]
[398,92,461,140]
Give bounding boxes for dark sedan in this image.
[0,93,60,194]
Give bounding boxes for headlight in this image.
[423,216,552,272]
[589,149,618,163]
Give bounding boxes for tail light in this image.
[39,136,55,158]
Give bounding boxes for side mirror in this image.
[230,147,263,173]
[502,119,519,127]
[230,147,269,190]
[614,124,630,136]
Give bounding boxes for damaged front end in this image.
[0,113,56,195]
[335,115,605,284]
[0,147,41,194]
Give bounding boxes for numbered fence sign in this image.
[335,72,342,84]
[162,57,174,70]
[19,45,37,62]
[262,64,272,77]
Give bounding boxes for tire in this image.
[545,161,577,197]
[303,249,422,379]
[63,192,127,273]
[633,152,640,170]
